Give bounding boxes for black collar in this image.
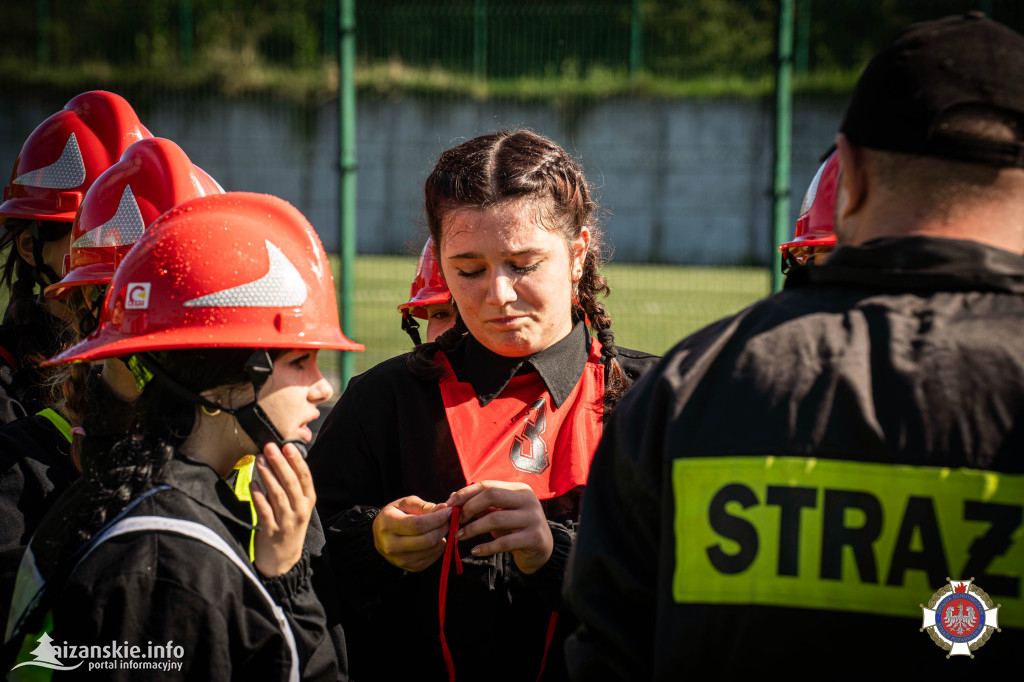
[806,236,1024,294]
[445,320,592,408]
[154,454,255,533]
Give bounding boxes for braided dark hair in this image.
[409,129,631,411]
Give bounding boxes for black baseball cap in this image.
[840,12,1024,167]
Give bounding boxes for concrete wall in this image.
[1,92,847,264]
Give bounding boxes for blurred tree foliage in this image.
[1,0,1019,93]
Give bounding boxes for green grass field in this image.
[321,256,771,383]
[0,256,771,392]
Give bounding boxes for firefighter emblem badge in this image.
[920,577,1001,658]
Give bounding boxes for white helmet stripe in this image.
[72,184,145,249]
[183,240,308,308]
[13,133,87,190]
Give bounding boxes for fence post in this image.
[339,0,357,389]
[630,0,643,80]
[474,0,487,79]
[36,0,50,65]
[180,0,194,67]
[772,0,794,293]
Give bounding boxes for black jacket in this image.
[0,412,74,620]
[10,455,340,680]
[564,237,1024,680]
[308,323,658,681]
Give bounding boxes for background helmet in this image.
[779,150,840,257]
[49,192,363,364]
[44,137,224,300]
[398,237,450,319]
[0,91,152,224]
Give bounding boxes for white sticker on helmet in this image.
[125,282,151,310]
[183,240,308,308]
[13,133,87,190]
[72,184,145,249]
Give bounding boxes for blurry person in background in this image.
[0,91,151,424]
[399,237,455,346]
[779,149,839,280]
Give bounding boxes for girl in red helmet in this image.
[309,129,659,681]
[399,237,456,346]
[4,193,360,680]
[0,91,151,424]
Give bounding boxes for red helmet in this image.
[43,137,224,300]
[49,192,363,365]
[0,91,152,223]
[398,237,450,319]
[779,150,840,255]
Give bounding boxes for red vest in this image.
[436,342,605,500]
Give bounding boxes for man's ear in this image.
[15,229,36,267]
[835,133,868,218]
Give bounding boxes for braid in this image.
[407,312,468,380]
[575,246,631,414]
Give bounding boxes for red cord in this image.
[439,505,463,682]
[535,611,559,682]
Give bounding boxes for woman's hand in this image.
[372,496,452,572]
[250,442,316,577]
[446,481,553,575]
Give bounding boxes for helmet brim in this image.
[778,234,837,253]
[43,263,114,299]
[397,291,451,314]
[0,197,77,223]
[45,324,364,366]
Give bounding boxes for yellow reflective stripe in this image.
[233,457,257,563]
[35,409,71,444]
[672,457,1023,626]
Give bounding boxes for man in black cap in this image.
[564,13,1024,679]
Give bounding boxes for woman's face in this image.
[439,201,589,357]
[257,349,334,443]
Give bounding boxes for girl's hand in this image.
[250,442,316,577]
[446,481,553,575]
[372,496,452,572]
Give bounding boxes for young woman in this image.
[4,192,362,680]
[0,91,151,424]
[0,137,222,620]
[309,129,659,681]
[398,237,455,345]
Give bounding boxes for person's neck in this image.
[840,199,1024,254]
[179,413,253,478]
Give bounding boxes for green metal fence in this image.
[2,0,1019,386]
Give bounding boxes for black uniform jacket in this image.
[17,454,340,681]
[0,371,136,621]
[564,237,1024,680]
[0,414,74,620]
[308,322,658,681]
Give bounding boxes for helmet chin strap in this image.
[401,310,423,346]
[138,351,308,459]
